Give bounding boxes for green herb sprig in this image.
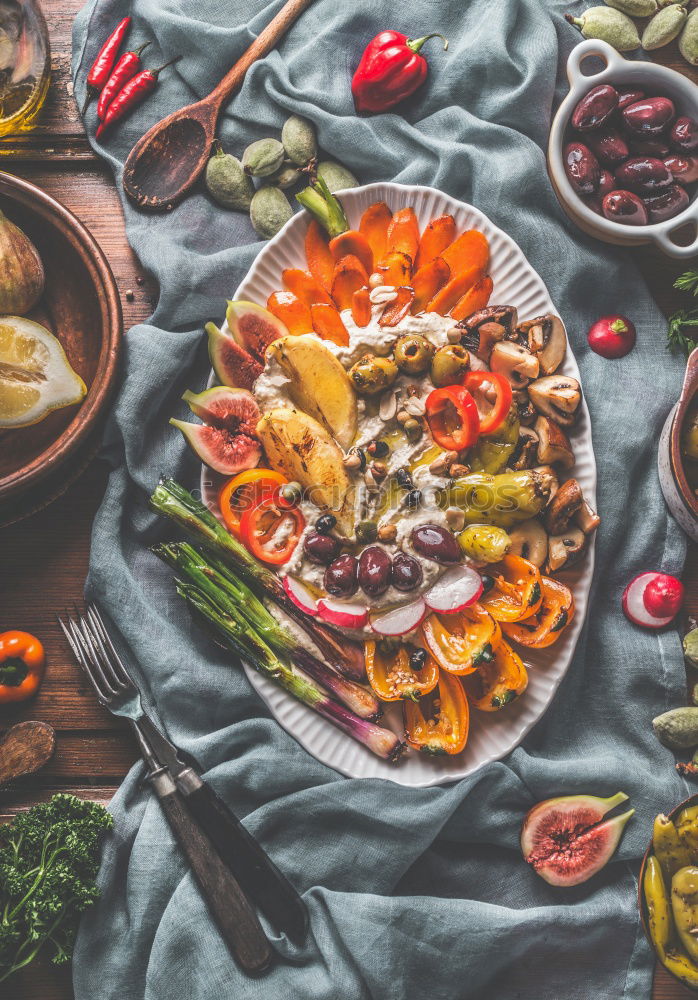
[667,270,698,357]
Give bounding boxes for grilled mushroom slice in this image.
[575,498,601,535]
[528,375,581,428]
[546,527,586,573]
[519,315,567,375]
[535,415,575,470]
[490,341,540,388]
[511,426,539,470]
[508,518,548,568]
[545,478,583,535]
[458,306,519,362]
[513,388,537,426]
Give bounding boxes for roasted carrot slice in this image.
[450,275,494,321]
[380,287,415,327]
[330,231,373,277]
[305,220,334,291]
[310,303,350,346]
[282,268,334,308]
[351,287,372,328]
[411,257,450,314]
[426,264,486,315]
[376,251,412,287]
[267,291,313,336]
[441,229,490,280]
[387,207,420,262]
[414,215,456,270]
[359,201,392,264]
[331,255,370,312]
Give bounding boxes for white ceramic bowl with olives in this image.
[548,39,698,258]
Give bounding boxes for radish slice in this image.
[283,575,318,616]
[622,572,676,629]
[317,598,369,629]
[424,566,483,614]
[370,598,427,636]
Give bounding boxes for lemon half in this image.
[0,316,86,428]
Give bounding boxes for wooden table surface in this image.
[1,2,697,996]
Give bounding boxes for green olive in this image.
[394,334,435,375]
[430,344,470,388]
[349,354,398,395]
[458,524,511,563]
[356,519,378,544]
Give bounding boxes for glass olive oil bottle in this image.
[0,0,50,137]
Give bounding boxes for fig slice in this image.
[206,321,263,391]
[182,386,259,437]
[226,300,289,363]
[171,384,262,475]
[521,792,634,887]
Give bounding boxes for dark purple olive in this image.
[599,168,615,197]
[392,552,424,592]
[324,554,358,597]
[411,524,461,564]
[564,142,600,195]
[571,84,618,132]
[587,128,629,167]
[357,546,392,597]
[617,87,645,111]
[622,97,675,136]
[602,190,648,226]
[304,530,340,565]
[614,157,673,194]
[665,155,698,186]
[643,184,690,224]
[628,137,670,159]
[671,116,698,152]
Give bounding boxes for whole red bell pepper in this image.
[352,30,448,114]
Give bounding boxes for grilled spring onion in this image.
[149,479,365,682]
[153,541,380,721]
[174,579,404,762]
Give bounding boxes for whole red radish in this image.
[644,574,683,620]
[587,315,636,359]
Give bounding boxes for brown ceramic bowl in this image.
[639,793,698,991]
[659,348,698,541]
[0,172,121,506]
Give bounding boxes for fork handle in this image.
[149,767,273,974]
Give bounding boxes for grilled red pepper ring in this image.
[239,493,305,565]
[352,31,449,114]
[218,469,288,539]
[462,371,513,435]
[403,669,469,755]
[83,16,131,113]
[0,631,45,703]
[425,385,479,451]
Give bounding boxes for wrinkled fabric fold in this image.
[72,1,687,997]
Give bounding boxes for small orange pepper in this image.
[0,631,46,703]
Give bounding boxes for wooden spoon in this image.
[0,721,55,784]
[123,0,316,211]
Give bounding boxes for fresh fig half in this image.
[226,300,288,363]
[182,386,259,437]
[206,321,263,391]
[171,385,262,475]
[521,792,634,887]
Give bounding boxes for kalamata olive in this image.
[671,116,698,152]
[622,97,676,136]
[602,190,649,226]
[614,157,673,194]
[628,137,670,159]
[410,524,461,564]
[571,84,619,132]
[324,554,358,597]
[643,184,690,224]
[587,128,629,166]
[665,155,698,186]
[357,545,392,597]
[564,142,600,195]
[599,168,616,197]
[392,552,424,592]
[304,531,340,565]
[617,87,645,111]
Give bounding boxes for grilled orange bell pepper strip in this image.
[421,606,501,675]
[502,577,574,648]
[376,250,412,287]
[330,231,374,276]
[365,641,438,701]
[305,220,335,291]
[404,669,469,755]
[478,555,543,622]
[0,631,45,703]
[282,268,334,308]
[411,257,450,314]
[359,201,392,263]
[380,286,415,327]
[267,291,313,336]
[331,254,370,311]
[414,214,456,270]
[310,303,350,346]
[450,275,493,321]
[463,638,528,711]
[386,207,420,263]
[351,287,372,328]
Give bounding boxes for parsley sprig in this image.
[668,269,698,356]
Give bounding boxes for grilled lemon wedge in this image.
[0,317,86,428]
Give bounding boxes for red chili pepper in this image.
[96,57,180,139]
[462,371,513,435]
[425,384,479,452]
[351,30,448,114]
[82,16,131,114]
[97,42,151,122]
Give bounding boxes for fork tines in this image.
[58,604,135,705]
